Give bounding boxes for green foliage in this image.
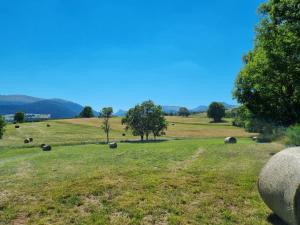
[234,0,300,126]
[178,107,190,117]
[207,102,225,122]
[122,100,167,140]
[79,106,94,118]
[286,124,300,146]
[100,107,113,143]
[0,116,5,139]
[14,112,25,123]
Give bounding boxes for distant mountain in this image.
[0,95,90,119]
[114,109,127,117]
[190,105,208,113]
[221,102,237,110]
[0,95,42,105]
[161,106,182,114]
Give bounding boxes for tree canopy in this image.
[122,100,168,141]
[233,0,300,126]
[14,112,25,123]
[178,107,190,117]
[79,106,94,118]
[207,102,225,122]
[0,116,5,139]
[100,107,113,143]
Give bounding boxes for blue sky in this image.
[0,0,264,110]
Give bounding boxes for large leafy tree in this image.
[122,100,167,141]
[178,107,190,117]
[100,107,113,143]
[79,106,94,118]
[0,116,6,139]
[207,102,225,122]
[14,112,25,123]
[234,0,300,126]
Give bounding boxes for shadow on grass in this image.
[267,214,288,225]
[120,139,170,144]
[209,120,229,124]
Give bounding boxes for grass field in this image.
[0,115,253,149]
[0,115,284,225]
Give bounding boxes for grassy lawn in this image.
[0,138,283,225]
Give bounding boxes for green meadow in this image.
[0,116,284,224]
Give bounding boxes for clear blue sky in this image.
[0,0,264,110]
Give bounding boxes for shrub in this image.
[286,124,300,146]
[0,116,5,139]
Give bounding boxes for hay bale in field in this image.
[224,137,237,144]
[24,138,30,144]
[258,147,300,225]
[42,145,52,151]
[40,144,46,148]
[15,125,20,128]
[47,124,51,127]
[109,142,117,149]
[29,137,33,142]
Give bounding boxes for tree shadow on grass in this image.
[267,214,288,225]
[120,139,170,144]
[209,120,229,124]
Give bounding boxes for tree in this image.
[14,112,25,123]
[79,106,94,118]
[0,116,5,139]
[233,0,300,126]
[122,100,168,141]
[178,107,190,117]
[207,102,225,122]
[100,107,113,143]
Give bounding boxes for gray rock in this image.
[224,137,237,144]
[258,147,300,225]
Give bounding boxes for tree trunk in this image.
[141,135,144,141]
[106,131,109,144]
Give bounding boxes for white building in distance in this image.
[3,114,51,122]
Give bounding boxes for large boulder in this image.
[224,137,237,144]
[258,147,300,225]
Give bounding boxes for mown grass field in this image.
[0,115,253,149]
[0,115,284,225]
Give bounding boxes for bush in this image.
[0,116,5,139]
[286,124,300,146]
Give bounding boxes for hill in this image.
[0,95,87,119]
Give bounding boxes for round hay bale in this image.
[109,142,117,149]
[224,137,237,144]
[29,137,33,142]
[24,138,30,144]
[42,145,52,151]
[252,136,258,141]
[258,147,300,225]
[15,125,20,129]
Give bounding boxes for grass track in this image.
[0,138,283,225]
